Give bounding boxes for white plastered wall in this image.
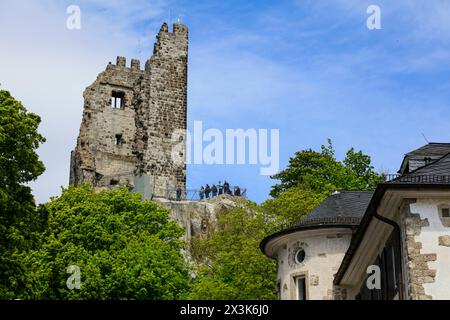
[410,199,450,299]
[274,229,352,300]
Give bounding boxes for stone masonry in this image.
[404,205,437,300]
[70,23,188,198]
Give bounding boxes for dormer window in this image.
[111,91,124,109]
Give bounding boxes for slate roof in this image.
[335,146,450,285]
[405,142,450,157]
[407,153,450,176]
[297,190,374,227]
[260,190,374,255]
[398,143,450,173]
[390,153,450,185]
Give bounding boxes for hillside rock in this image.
[155,195,249,245]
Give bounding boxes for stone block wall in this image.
[404,199,450,299]
[139,22,188,197]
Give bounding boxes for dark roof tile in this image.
[298,190,373,227]
[406,143,450,157]
[405,153,450,177]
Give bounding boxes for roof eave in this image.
[260,223,359,257]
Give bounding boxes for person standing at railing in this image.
[199,186,205,200]
[211,184,218,197]
[218,181,223,195]
[224,181,230,195]
[205,184,211,198]
[234,186,241,196]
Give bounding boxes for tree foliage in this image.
[18,185,191,300]
[0,90,46,298]
[0,90,45,197]
[188,205,277,300]
[262,186,328,228]
[270,139,383,198]
[264,140,383,228]
[186,140,383,300]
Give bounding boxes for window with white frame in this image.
[295,276,306,300]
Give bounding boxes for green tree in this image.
[343,147,383,188]
[265,140,383,228]
[19,185,191,300]
[0,90,46,298]
[0,90,45,195]
[188,205,276,300]
[186,141,383,300]
[270,139,383,198]
[262,186,328,228]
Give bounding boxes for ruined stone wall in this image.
[70,23,188,197]
[140,22,188,197]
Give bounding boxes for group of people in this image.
[173,181,242,201]
[199,181,241,199]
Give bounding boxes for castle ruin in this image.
[69,23,188,199]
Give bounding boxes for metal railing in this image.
[384,174,450,184]
[166,187,247,201]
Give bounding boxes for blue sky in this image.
[1,0,450,204]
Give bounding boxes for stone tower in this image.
[69,23,188,199]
